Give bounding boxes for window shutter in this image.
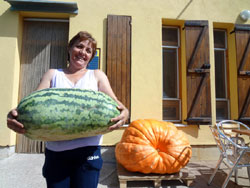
[184,21,211,124]
[106,15,131,121]
[235,25,250,123]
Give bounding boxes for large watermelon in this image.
[17,88,120,141]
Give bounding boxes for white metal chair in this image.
[208,120,250,188]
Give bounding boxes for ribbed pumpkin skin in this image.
[115,119,192,174]
[17,88,120,141]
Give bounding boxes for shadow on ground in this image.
[0,147,249,188]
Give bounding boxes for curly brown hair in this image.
[68,31,97,62]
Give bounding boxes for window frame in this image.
[162,26,182,122]
[214,29,230,120]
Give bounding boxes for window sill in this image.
[174,124,189,127]
[121,124,129,128]
[121,123,189,128]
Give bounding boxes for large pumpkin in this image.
[115,119,192,174]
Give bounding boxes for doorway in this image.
[16,18,69,153]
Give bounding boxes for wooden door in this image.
[235,25,250,124]
[16,19,69,153]
[184,21,211,124]
[106,15,131,122]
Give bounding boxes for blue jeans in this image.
[42,146,103,188]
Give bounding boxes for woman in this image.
[7,31,129,188]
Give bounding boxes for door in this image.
[184,21,211,124]
[235,24,250,124]
[16,18,69,153]
[106,15,131,122]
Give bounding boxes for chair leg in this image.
[234,169,238,184]
[208,155,223,185]
[222,164,238,188]
[247,166,250,184]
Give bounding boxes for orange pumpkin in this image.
[115,119,192,174]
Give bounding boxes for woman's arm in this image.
[36,69,55,90]
[94,70,129,130]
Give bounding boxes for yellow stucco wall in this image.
[0,0,250,147]
[0,3,20,145]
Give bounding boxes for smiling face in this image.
[68,39,94,69]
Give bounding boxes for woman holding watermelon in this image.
[7,31,129,188]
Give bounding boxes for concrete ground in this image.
[0,147,249,188]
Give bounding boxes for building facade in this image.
[0,0,249,158]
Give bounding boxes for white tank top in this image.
[46,69,103,151]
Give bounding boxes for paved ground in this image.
[0,147,249,188]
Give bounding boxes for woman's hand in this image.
[7,109,26,134]
[109,102,129,131]
[94,70,129,130]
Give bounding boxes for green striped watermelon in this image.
[17,88,120,141]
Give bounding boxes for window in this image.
[214,29,230,120]
[162,21,212,124]
[162,26,181,121]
